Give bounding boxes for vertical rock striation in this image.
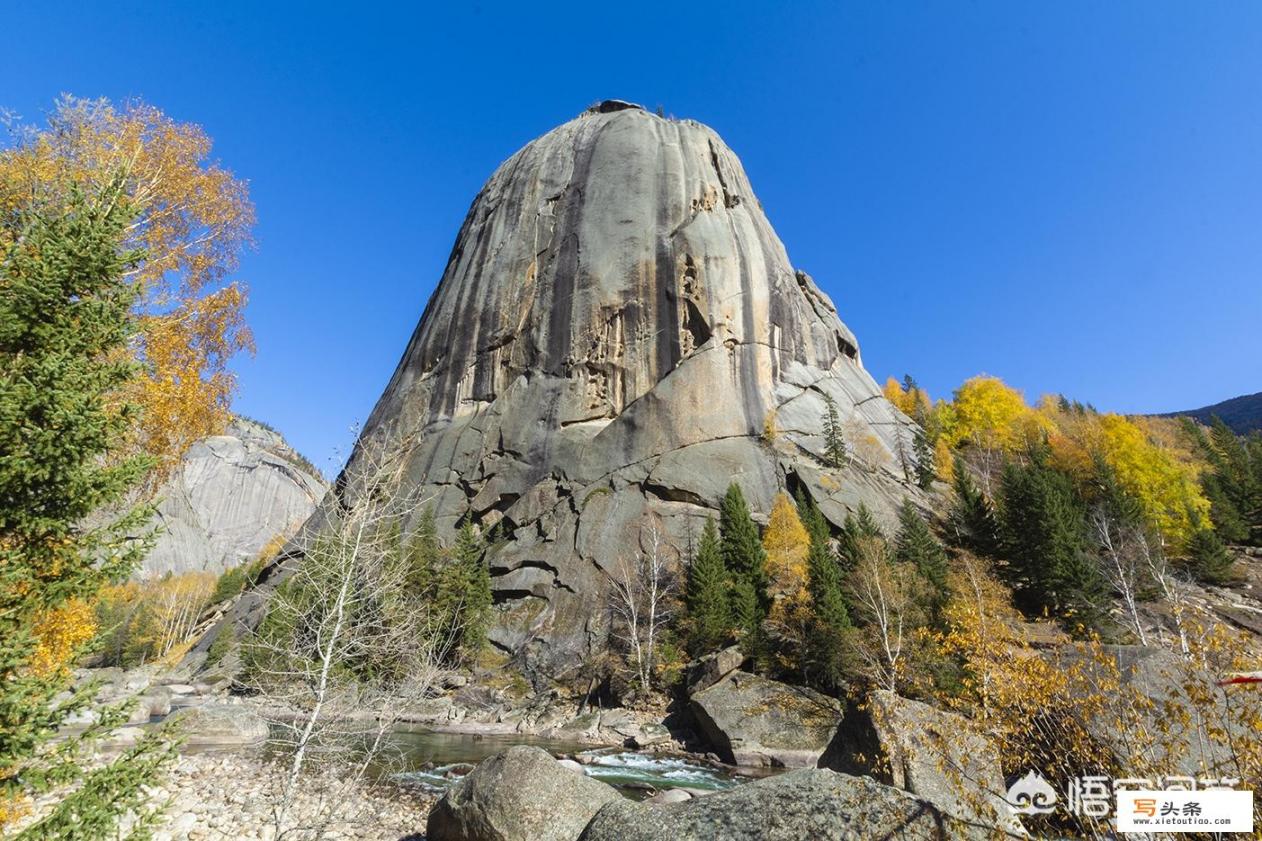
[142,417,327,578]
[336,101,920,682]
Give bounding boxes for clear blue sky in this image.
[5,2,1260,473]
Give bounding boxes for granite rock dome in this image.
[337,101,920,681]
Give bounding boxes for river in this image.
[384,728,766,798]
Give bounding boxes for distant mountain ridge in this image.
[1160,392,1262,435]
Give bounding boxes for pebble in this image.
[144,752,435,840]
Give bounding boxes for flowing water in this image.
[385,728,751,799]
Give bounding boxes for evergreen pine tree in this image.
[894,500,950,625]
[822,393,847,468]
[458,522,493,648]
[836,503,884,573]
[685,518,731,654]
[1194,417,1261,545]
[796,492,852,689]
[0,181,174,833]
[719,483,768,647]
[1186,526,1236,585]
[912,429,936,489]
[947,457,1002,557]
[404,506,441,600]
[999,457,1106,632]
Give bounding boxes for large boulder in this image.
[291,100,923,684]
[426,746,621,841]
[579,768,1001,841]
[822,691,1021,834]
[165,703,268,747]
[1048,644,1242,777]
[690,671,841,767]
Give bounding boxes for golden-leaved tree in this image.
[1095,414,1209,545]
[761,493,811,662]
[0,96,254,476]
[945,375,1045,454]
[763,492,810,598]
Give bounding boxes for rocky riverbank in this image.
[147,752,434,841]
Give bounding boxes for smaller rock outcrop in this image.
[821,691,1020,834]
[579,769,997,841]
[142,417,327,578]
[684,645,746,695]
[689,671,841,767]
[426,746,621,841]
[1049,644,1242,777]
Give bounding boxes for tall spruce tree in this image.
[404,506,441,600]
[796,492,852,689]
[439,522,493,659]
[822,393,847,468]
[947,457,1002,557]
[836,503,884,573]
[1186,417,1261,545]
[999,456,1107,632]
[720,483,768,648]
[0,181,174,835]
[685,518,731,654]
[894,500,950,626]
[1185,526,1236,585]
[912,429,936,489]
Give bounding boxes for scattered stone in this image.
[690,671,841,767]
[426,746,621,841]
[442,674,470,690]
[1049,644,1242,776]
[644,788,692,804]
[109,726,146,743]
[143,688,173,717]
[63,708,100,727]
[629,723,670,749]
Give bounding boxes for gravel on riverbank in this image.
[149,752,435,841]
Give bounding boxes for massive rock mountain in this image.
[339,101,920,682]
[142,417,327,578]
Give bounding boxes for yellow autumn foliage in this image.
[1096,413,1209,545]
[763,493,810,598]
[93,572,217,666]
[761,493,814,674]
[29,599,97,677]
[932,436,955,483]
[0,97,255,474]
[944,375,1046,453]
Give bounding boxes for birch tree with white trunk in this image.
[607,521,679,695]
[242,435,457,840]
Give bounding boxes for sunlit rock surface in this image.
[141,418,326,578]
[332,101,921,681]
